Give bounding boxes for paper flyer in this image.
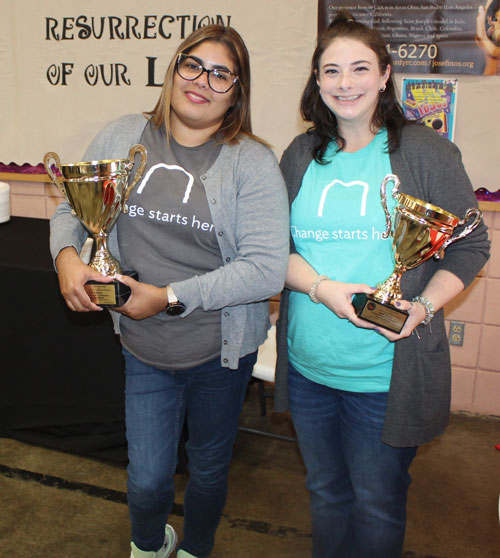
[401,78,458,141]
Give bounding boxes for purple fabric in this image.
[0,162,46,174]
[474,187,500,202]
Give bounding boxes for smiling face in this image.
[316,38,390,134]
[170,40,236,145]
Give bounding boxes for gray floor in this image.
[1,385,499,558]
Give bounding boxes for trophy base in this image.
[352,293,408,334]
[84,271,138,308]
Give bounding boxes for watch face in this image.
[166,303,185,316]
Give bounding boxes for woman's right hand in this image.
[55,246,112,312]
[285,253,376,329]
[315,278,377,329]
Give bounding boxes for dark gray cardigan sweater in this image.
[275,124,490,447]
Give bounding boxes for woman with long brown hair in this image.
[275,10,489,558]
[51,24,289,558]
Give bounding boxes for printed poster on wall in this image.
[318,0,500,75]
[401,78,458,141]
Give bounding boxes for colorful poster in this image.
[401,78,458,141]
[318,1,500,75]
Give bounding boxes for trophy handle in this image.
[122,144,147,213]
[43,152,66,196]
[380,174,400,239]
[433,208,483,260]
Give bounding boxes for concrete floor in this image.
[1,385,499,558]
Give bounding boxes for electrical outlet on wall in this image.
[449,321,465,346]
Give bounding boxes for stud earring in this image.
[379,84,386,93]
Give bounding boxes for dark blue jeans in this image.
[288,364,417,558]
[124,349,256,558]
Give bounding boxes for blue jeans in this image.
[288,364,417,558]
[124,349,256,558]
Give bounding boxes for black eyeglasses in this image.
[176,53,239,94]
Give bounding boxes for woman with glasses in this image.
[50,25,289,558]
[274,10,489,558]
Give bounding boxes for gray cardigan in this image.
[275,125,490,447]
[50,114,290,369]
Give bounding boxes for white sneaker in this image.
[130,524,178,558]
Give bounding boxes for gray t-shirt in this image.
[117,122,223,369]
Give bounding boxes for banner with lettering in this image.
[318,1,500,76]
[0,0,316,164]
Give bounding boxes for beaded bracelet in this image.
[411,295,435,326]
[309,275,329,304]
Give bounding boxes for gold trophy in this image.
[352,174,482,333]
[44,145,147,307]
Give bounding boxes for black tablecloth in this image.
[0,217,127,461]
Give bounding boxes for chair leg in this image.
[257,379,267,416]
[239,377,297,443]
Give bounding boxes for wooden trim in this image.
[478,201,500,213]
[0,172,49,183]
[1,172,498,211]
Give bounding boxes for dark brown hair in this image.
[301,10,408,163]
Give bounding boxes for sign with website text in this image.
[318,1,500,75]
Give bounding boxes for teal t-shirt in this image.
[288,130,396,392]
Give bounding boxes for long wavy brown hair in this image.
[146,24,265,145]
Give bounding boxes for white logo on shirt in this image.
[317,179,369,217]
[136,164,194,203]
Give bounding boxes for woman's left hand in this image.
[376,269,466,342]
[113,274,167,320]
[373,299,426,342]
